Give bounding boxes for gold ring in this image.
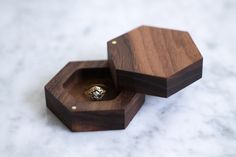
[84,84,107,101]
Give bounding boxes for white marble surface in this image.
[0,0,236,156]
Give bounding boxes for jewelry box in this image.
[45,25,203,132]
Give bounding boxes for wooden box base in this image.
[45,60,145,132]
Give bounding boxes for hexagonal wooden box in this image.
[45,60,145,132]
[107,25,203,97]
[45,25,203,132]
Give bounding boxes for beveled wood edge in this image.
[107,25,189,44]
[108,57,203,97]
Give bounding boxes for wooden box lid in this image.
[107,25,203,97]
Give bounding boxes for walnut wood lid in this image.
[107,25,203,97]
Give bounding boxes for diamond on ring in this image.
[84,85,106,101]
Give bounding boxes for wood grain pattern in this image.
[45,60,145,132]
[108,25,203,97]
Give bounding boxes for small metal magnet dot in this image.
[111,40,117,45]
[71,105,77,110]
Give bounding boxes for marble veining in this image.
[0,0,236,156]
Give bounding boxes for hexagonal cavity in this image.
[107,25,203,97]
[45,60,145,132]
